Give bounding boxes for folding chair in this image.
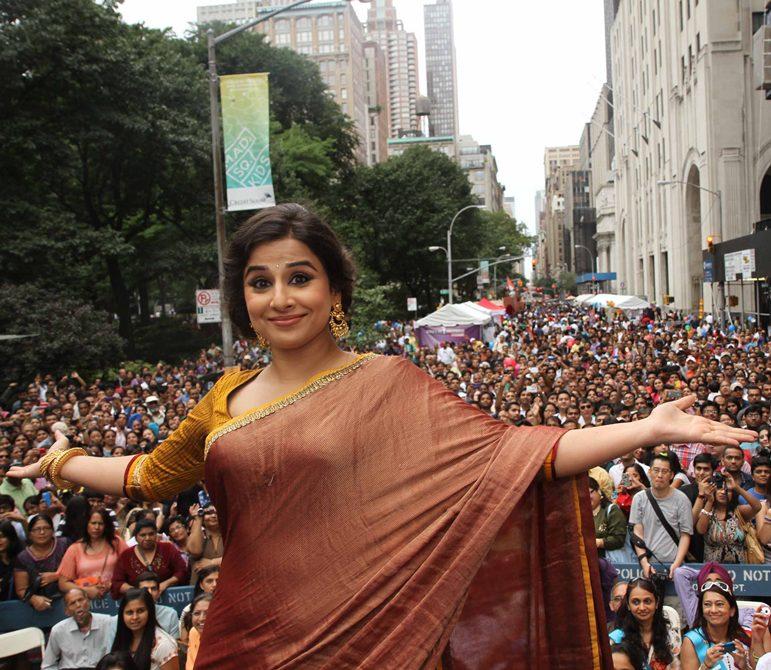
[0,627,45,660]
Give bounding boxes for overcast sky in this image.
[119,0,608,234]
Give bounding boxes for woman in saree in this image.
[8,204,756,669]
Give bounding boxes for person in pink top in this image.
[58,508,127,599]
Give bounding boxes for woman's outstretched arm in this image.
[554,395,756,478]
[7,430,132,495]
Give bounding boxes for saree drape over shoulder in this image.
[125,354,611,669]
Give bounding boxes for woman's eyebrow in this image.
[244,260,317,273]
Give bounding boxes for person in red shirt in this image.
[111,519,187,599]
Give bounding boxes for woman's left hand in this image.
[647,395,757,446]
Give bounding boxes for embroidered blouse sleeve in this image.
[123,371,249,501]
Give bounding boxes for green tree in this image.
[0,3,359,361]
[557,271,577,295]
[332,146,479,313]
[0,0,212,349]
[0,284,123,383]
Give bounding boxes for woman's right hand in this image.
[7,429,69,481]
[29,594,52,612]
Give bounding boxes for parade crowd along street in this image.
[1,298,771,669]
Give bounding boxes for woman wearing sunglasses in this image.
[609,577,680,669]
[681,580,765,670]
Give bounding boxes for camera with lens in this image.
[649,571,669,595]
[710,472,727,489]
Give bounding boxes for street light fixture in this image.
[208,0,367,365]
[574,244,598,294]
[445,204,485,304]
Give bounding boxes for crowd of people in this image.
[0,297,770,669]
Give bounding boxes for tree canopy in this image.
[0,1,529,380]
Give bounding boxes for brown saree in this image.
[195,354,611,669]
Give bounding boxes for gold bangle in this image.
[37,450,60,479]
[48,448,87,490]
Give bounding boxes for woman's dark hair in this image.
[615,578,673,665]
[95,651,139,670]
[61,495,91,544]
[184,592,214,632]
[164,515,187,535]
[0,520,21,559]
[133,518,157,538]
[112,588,157,669]
[610,642,646,670]
[223,204,356,336]
[26,513,54,545]
[193,565,220,598]
[82,509,116,548]
[625,463,651,489]
[588,477,609,508]
[694,584,750,646]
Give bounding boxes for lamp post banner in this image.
[220,73,275,212]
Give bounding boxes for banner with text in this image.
[220,73,275,211]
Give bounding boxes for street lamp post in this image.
[207,0,365,365]
[574,244,598,293]
[657,179,723,324]
[492,246,506,296]
[445,205,484,304]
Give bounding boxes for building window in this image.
[275,19,289,33]
[318,29,333,42]
[297,31,311,43]
[679,1,683,30]
[696,32,700,52]
[317,14,333,27]
[296,17,311,30]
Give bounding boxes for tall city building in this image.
[457,135,504,212]
[366,0,420,138]
[541,146,580,277]
[196,0,369,164]
[423,0,459,138]
[363,41,389,166]
[610,1,771,314]
[588,83,616,287]
[534,190,546,277]
[503,196,516,219]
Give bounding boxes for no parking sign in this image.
[196,289,221,324]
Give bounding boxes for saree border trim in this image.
[203,353,377,460]
[571,477,601,666]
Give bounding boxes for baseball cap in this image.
[145,395,159,404]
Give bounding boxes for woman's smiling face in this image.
[242,237,339,351]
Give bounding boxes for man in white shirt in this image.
[42,588,112,670]
[437,342,456,366]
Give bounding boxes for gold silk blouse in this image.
[123,354,562,502]
[124,368,258,501]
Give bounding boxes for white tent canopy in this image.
[415,302,493,327]
[572,293,652,310]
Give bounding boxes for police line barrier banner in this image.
[220,73,275,211]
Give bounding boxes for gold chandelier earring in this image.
[329,303,349,339]
[250,322,269,349]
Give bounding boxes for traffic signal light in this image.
[706,235,715,253]
[663,295,675,305]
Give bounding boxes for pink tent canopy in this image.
[476,298,505,313]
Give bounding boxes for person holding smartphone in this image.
[186,496,223,585]
[680,580,769,670]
